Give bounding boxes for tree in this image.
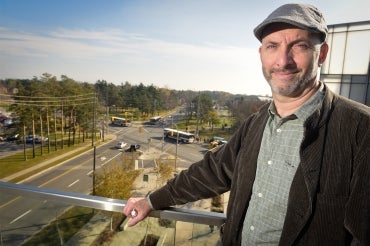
[198,94,213,120]
[156,160,174,185]
[94,161,141,200]
[206,110,221,131]
[227,95,269,130]
[94,160,141,231]
[7,75,96,158]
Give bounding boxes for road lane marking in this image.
[39,158,93,187]
[68,179,80,188]
[0,196,20,209]
[10,209,32,224]
[0,145,120,211]
[101,152,121,167]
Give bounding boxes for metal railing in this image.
[0,181,226,226]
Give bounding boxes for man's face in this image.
[259,24,328,98]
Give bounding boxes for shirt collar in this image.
[268,82,325,121]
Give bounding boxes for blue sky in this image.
[0,0,369,95]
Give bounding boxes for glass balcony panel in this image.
[0,196,69,245]
[0,181,225,245]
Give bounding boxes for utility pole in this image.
[195,92,200,138]
[92,93,96,147]
[173,123,179,171]
[162,120,165,152]
[93,146,96,195]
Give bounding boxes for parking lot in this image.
[0,141,32,158]
[0,107,26,158]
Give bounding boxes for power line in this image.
[0,93,96,107]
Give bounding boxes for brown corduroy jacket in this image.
[150,85,370,245]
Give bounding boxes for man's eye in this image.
[266,44,277,49]
[293,43,310,50]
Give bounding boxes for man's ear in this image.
[319,43,329,65]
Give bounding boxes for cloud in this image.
[0,27,270,95]
[1,27,253,61]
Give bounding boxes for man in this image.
[124,3,369,245]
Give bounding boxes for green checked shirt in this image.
[242,84,325,245]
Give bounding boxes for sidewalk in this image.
[108,168,225,245]
[65,148,226,245]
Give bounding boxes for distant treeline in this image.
[0,73,270,129]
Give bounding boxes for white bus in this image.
[164,128,195,143]
[112,116,131,127]
[149,116,161,125]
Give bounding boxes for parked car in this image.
[25,135,34,143]
[25,135,48,144]
[35,136,48,143]
[6,134,20,141]
[116,141,127,149]
[3,118,14,127]
[0,114,8,123]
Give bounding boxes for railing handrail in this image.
[0,181,226,226]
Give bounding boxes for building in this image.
[320,21,370,106]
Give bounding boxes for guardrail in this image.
[0,181,226,226]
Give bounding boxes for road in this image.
[0,121,207,245]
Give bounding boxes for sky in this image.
[0,0,369,96]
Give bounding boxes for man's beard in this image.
[263,65,316,97]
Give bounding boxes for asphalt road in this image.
[0,122,207,245]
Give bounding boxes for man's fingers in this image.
[130,209,138,217]
[123,197,152,227]
[127,213,146,226]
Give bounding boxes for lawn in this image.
[0,142,93,182]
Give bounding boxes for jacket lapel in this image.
[279,86,333,245]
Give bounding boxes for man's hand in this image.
[123,197,153,226]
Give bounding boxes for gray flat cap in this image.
[254,3,328,42]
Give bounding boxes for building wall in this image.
[320,21,370,106]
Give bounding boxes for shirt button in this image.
[276,128,282,133]
[258,193,263,198]
[267,160,272,165]
[250,225,255,231]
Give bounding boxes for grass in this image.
[199,127,234,141]
[23,206,96,246]
[0,142,93,182]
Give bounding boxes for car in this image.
[6,134,20,141]
[116,141,127,149]
[127,144,140,152]
[25,135,48,144]
[3,118,14,127]
[209,139,227,149]
[35,136,48,143]
[25,135,34,143]
[0,114,7,122]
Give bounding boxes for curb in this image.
[1,134,117,183]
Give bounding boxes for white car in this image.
[116,141,127,149]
